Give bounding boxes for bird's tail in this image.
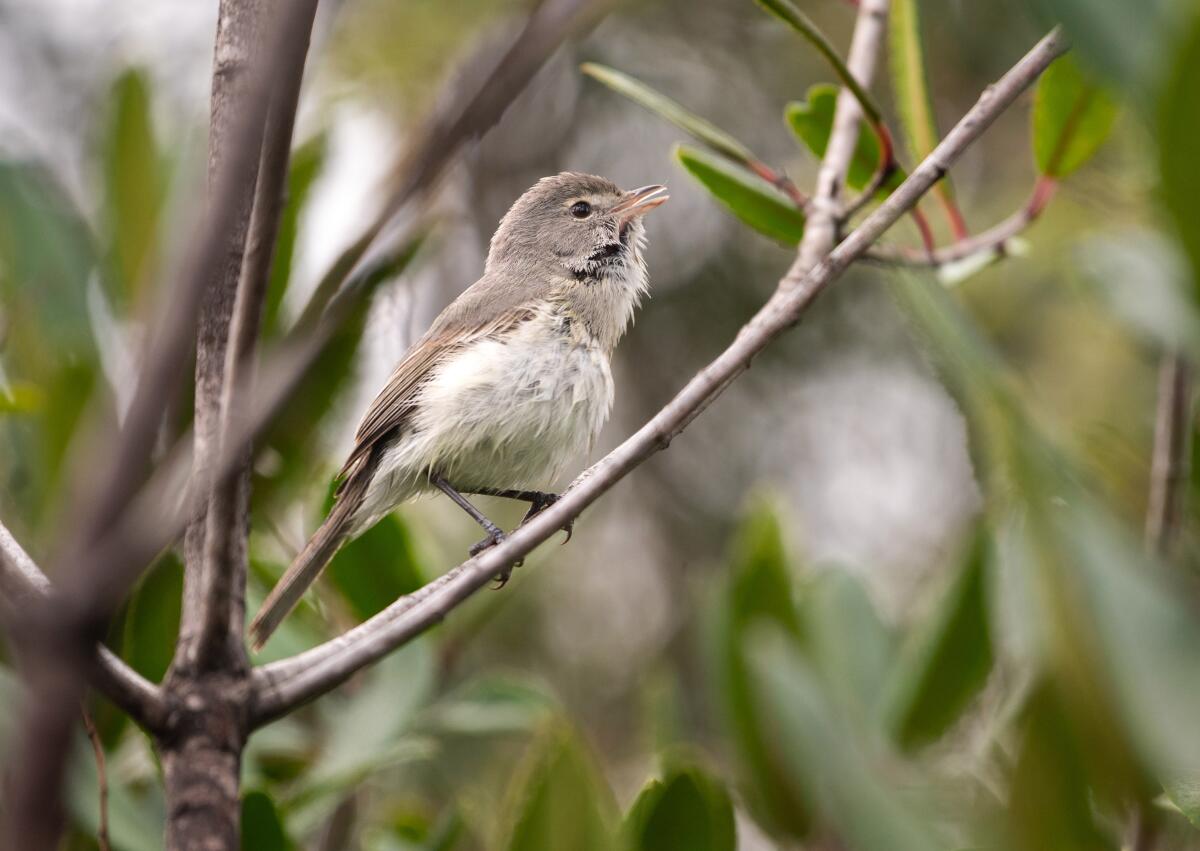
[248,470,372,651]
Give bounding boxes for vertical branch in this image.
[190,0,319,674]
[788,0,890,281]
[174,0,272,673]
[1144,352,1191,557]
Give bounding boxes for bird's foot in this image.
[469,529,524,588]
[521,493,574,544]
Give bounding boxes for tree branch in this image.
[0,4,309,846]
[250,26,1069,725]
[187,0,319,675]
[1145,352,1191,556]
[0,521,165,729]
[863,176,1057,267]
[793,0,890,279]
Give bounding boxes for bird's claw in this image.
[522,494,574,544]
[470,530,523,588]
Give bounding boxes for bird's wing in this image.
[336,301,538,484]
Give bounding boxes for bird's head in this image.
[486,172,668,284]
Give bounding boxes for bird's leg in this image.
[432,476,518,586]
[465,488,573,543]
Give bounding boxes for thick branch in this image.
[188,0,319,674]
[250,27,1069,725]
[0,5,308,847]
[0,521,165,728]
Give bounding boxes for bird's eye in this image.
[570,201,592,219]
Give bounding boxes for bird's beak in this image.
[612,184,669,223]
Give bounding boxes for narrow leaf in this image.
[747,629,950,851]
[1032,54,1118,178]
[121,551,184,683]
[1160,15,1200,305]
[262,135,326,339]
[786,85,904,193]
[712,500,810,839]
[883,529,994,750]
[241,790,293,851]
[581,64,754,165]
[103,69,163,303]
[675,145,805,245]
[889,0,964,235]
[502,721,616,851]
[624,760,735,851]
[755,0,884,125]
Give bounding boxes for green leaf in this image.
[102,69,163,304]
[755,0,884,125]
[1009,685,1117,851]
[242,790,293,851]
[786,85,902,193]
[1032,54,1118,178]
[1025,0,1173,90]
[325,511,424,620]
[674,145,805,246]
[712,499,809,839]
[883,529,994,751]
[502,721,616,851]
[889,0,960,230]
[747,628,949,851]
[299,640,435,801]
[580,64,755,166]
[624,760,735,851]
[120,551,183,683]
[1160,15,1200,304]
[799,569,893,717]
[421,674,558,737]
[0,161,97,355]
[263,135,326,339]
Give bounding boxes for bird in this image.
[248,172,668,649]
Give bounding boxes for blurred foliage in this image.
[3,0,1200,849]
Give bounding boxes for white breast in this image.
[358,307,614,525]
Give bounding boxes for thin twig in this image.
[250,27,1069,724]
[80,709,111,851]
[863,176,1057,267]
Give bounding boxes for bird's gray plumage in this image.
[249,172,666,649]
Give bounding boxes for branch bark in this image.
[1145,352,1191,556]
[186,0,318,675]
[250,27,1069,725]
[0,521,164,728]
[174,0,272,676]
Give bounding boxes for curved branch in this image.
[862,177,1056,267]
[250,26,1069,726]
[0,521,165,730]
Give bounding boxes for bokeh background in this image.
[3,0,1199,848]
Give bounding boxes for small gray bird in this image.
[249,172,668,648]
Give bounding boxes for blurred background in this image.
[3,0,1199,848]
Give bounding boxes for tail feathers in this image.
[248,473,370,651]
